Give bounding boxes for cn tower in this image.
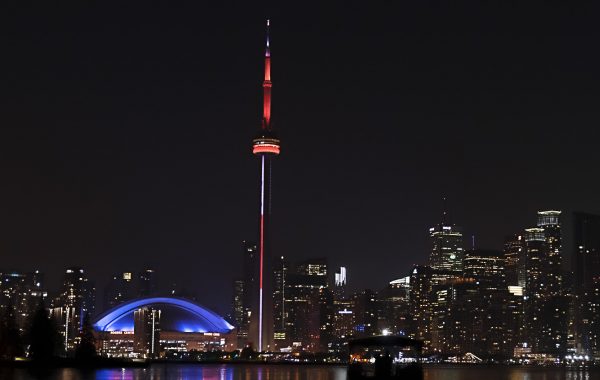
[250,19,279,352]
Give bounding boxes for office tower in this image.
[378,277,411,336]
[318,287,335,352]
[574,212,600,293]
[232,279,245,331]
[104,272,134,310]
[353,289,378,338]
[0,270,47,332]
[504,234,525,287]
[284,259,328,351]
[133,307,161,358]
[333,298,355,340]
[273,255,289,345]
[409,265,434,352]
[522,227,567,356]
[573,212,600,358]
[334,267,348,300]
[463,249,506,285]
[428,207,464,275]
[53,267,95,351]
[138,268,157,297]
[430,278,479,355]
[235,241,257,348]
[537,210,563,295]
[249,20,280,352]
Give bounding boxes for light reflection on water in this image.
[2,364,596,380]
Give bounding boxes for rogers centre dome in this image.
[93,297,234,334]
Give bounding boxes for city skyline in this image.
[3,3,600,312]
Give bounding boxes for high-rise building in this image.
[463,249,506,285]
[133,307,161,358]
[138,268,157,297]
[409,265,434,352]
[249,19,280,352]
[428,208,464,275]
[273,255,289,345]
[504,234,525,287]
[0,270,47,332]
[377,277,411,337]
[334,267,347,300]
[522,225,567,356]
[537,210,563,295]
[104,272,134,310]
[234,241,257,348]
[53,267,96,351]
[353,289,378,338]
[573,212,600,293]
[318,287,335,352]
[572,212,600,358]
[284,259,328,351]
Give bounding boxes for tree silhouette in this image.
[75,313,96,360]
[0,299,24,359]
[27,301,63,362]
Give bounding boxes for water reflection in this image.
[4,364,597,380]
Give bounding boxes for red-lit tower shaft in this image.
[250,20,279,352]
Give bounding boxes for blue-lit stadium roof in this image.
[92,297,234,334]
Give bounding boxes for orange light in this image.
[253,144,280,155]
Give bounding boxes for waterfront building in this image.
[93,297,234,358]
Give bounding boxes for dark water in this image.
[1,364,598,380]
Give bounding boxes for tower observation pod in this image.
[252,19,280,156]
[249,19,278,352]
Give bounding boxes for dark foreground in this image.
[0,363,598,380]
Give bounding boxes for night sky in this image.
[2,2,599,314]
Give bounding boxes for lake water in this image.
[2,364,598,380]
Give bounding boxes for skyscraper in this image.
[504,234,525,287]
[334,267,348,300]
[537,210,563,295]
[572,212,600,357]
[428,206,464,275]
[138,268,157,298]
[53,267,95,351]
[273,255,289,345]
[104,272,133,310]
[573,212,600,293]
[284,259,328,351]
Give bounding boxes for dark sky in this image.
[2,2,599,314]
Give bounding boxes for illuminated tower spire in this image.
[263,19,271,130]
[250,19,280,352]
